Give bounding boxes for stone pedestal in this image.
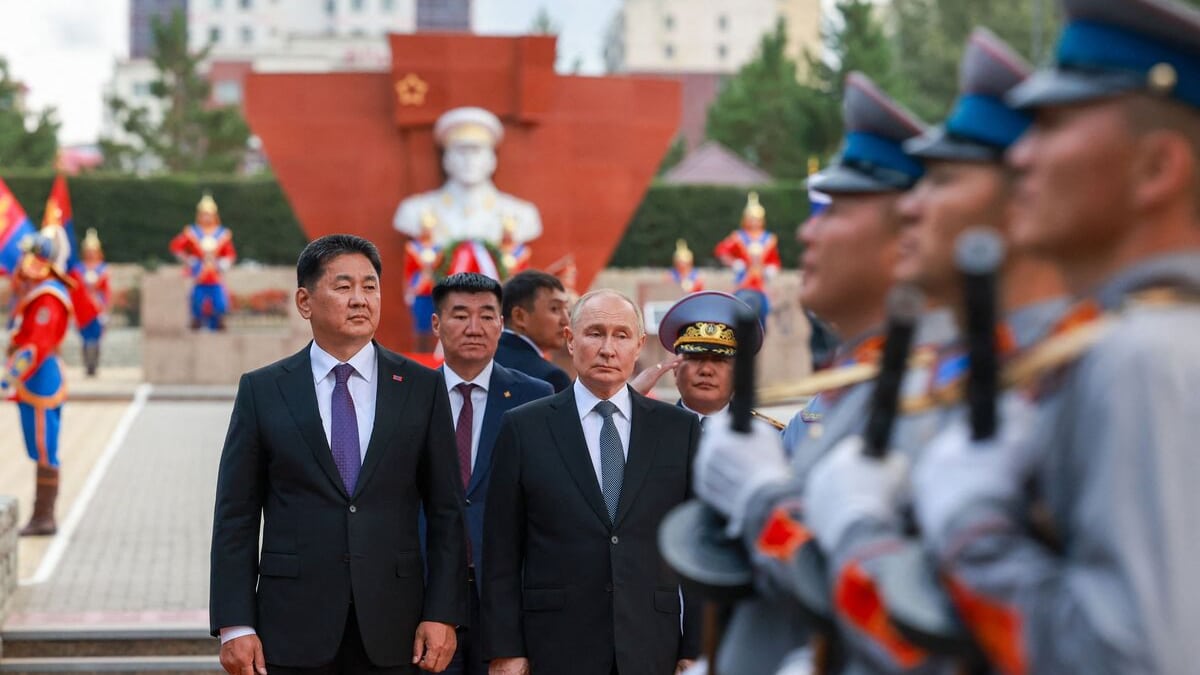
[141,267,311,385]
[0,496,17,626]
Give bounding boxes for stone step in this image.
[0,654,221,673]
[0,626,216,659]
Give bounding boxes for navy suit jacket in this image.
[424,361,553,585]
[494,330,571,393]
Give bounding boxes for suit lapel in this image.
[352,344,413,499]
[277,344,347,499]
[614,388,658,528]
[547,389,612,528]
[468,364,510,496]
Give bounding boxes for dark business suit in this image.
[481,385,702,675]
[494,330,571,393]
[210,342,468,670]
[432,362,552,675]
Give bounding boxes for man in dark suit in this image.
[495,271,571,392]
[425,273,553,675]
[482,290,701,675]
[210,234,468,675]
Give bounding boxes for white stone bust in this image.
[393,106,542,245]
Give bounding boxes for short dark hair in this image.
[296,234,382,289]
[501,270,565,322]
[432,273,503,314]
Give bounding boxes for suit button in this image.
[465,498,472,506]
[342,554,351,563]
[610,536,619,544]
[349,505,357,513]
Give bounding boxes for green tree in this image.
[706,19,837,179]
[655,136,687,176]
[101,9,249,173]
[0,58,59,169]
[889,0,1061,121]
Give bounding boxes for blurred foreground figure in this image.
[910,0,1200,672]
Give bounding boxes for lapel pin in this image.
[504,391,511,398]
[392,374,404,382]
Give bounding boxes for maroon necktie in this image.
[455,382,475,489]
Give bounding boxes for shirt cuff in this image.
[219,626,257,645]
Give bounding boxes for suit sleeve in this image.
[678,413,703,660]
[209,373,267,637]
[418,372,469,626]
[481,415,526,659]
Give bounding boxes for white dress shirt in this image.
[443,360,493,471]
[573,380,633,491]
[310,340,377,461]
[220,340,378,645]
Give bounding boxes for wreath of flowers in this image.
[434,238,510,282]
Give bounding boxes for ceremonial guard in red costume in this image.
[404,211,444,352]
[498,215,531,276]
[72,229,109,376]
[169,193,236,331]
[714,192,780,324]
[670,239,704,294]
[3,224,73,536]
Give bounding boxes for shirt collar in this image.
[680,400,730,420]
[574,379,633,422]
[503,328,544,356]
[443,360,494,393]
[310,341,377,384]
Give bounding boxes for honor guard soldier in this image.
[794,30,1070,675]
[670,240,705,295]
[3,225,73,536]
[909,1,1200,673]
[404,211,443,352]
[690,74,961,674]
[73,228,110,376]
[170,193,236,331]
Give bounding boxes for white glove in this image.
[803,435,909,552]
[912,394,1038,546]
[694,411,791,538]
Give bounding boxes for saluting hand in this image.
[219,634,267,675]
[412,621,457,673]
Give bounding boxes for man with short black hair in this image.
[427,273,552,675]
[496,270,571,392]
[211,233,468,675]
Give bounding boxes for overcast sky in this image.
[0,0,620,146]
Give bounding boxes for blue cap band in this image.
[840,132,925,188]
[808,189,831,216]
[945,94,1032,150]
[1059,20,1200,108]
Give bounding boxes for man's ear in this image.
[510,304,527,332]
[430,313,442,338]
[1131,130,1195,214]
[295,287,312,320]
[564,326,576,355]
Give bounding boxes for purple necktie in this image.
[331,363,360,494]
[454,382,476,489]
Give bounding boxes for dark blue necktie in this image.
[331,363,361,494]
[594,400,624,522]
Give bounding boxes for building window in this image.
[133,82,152,97]
[718,14,728,31]
[381,0,394,10]
[351,0,364,11]
[664,44,674,59]
[239,0,252,8]
[214,80,243,105]
[664,14,674,30]
[326,0,336,13]
[209,25,221,43]
[211,0,222,9]
[241,25,253,44]
[718,43,727,60]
